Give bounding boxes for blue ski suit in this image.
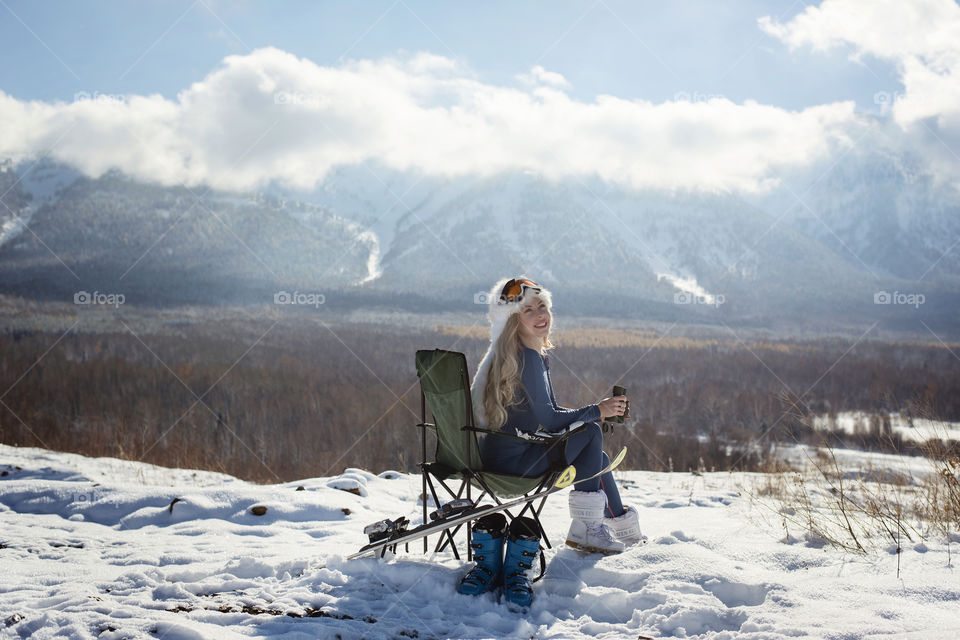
[479,346,625,517]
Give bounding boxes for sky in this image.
[0,0,899,108]
[0,0,957,193]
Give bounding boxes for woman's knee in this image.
[564,421,604,463]
[583,420,603,441]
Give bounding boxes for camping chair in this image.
[414,348,587,560]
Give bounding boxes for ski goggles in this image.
[499,278,542,303]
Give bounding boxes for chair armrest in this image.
[544,420,589,438]
[464,421,591,444]
[463,425,544,442]
[523,420,592,442]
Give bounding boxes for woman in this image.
[471,276,644,555]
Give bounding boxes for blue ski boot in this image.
[502,517,542,610]
[457,513,507,596]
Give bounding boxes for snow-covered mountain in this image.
[0,159,83,248]
[278,167,955,329]
[1,156,957,326]
[749,150,960,286]
[0,163,372,306]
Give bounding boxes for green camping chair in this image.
[414,348,586,560]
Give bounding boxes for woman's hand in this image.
[597,395,628,419]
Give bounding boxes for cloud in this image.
[1,46,863,193]
[516,65,573,91]
[760,0,960,185]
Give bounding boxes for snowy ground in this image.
[811,411,960,444]
[1,444,957,640]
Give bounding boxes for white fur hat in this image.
[470,276,552,427]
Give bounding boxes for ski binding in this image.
[363,516,409,544]
[429,498,474,521]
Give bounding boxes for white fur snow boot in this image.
[603,505,647,546]
[565,490,625,555]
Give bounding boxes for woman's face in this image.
[517,295,551,344]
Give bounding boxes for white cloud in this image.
[758,0,957,61]
[760,0,960,185]
[0,47,862,193]
[516,65,573,91]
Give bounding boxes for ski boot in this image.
[502,516,542,610]
[457,513,507,596]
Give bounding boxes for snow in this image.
[656,273,723,306]
[355,229,383,285]
[2,444,958,639]
[0,161,81,248]
[812,411,960,444]
[779,443,934,479]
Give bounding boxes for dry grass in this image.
[746,430,959,563]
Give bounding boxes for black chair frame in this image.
[414,353,588,561]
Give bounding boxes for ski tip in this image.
[554,465,577,488]
[610,446,627,469]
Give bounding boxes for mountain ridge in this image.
[1,157,956,332]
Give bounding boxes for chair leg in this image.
[424,472,562,558]
[423,474,460,556]
[511,475,555,549]
[423,474,478,558]
[435,526,462,560]
[531,495,553,549]
[421,467,428,554]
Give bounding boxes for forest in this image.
[2,309,958,482]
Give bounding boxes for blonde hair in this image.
[482,300,555,428]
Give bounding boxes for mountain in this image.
[282,165,956,328]
[0,159,83,248]
[1,157,957,331]
[749,150,960,286]
[0,162,371,306]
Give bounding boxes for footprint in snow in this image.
[698,576,772,607]
[655,530,695,545]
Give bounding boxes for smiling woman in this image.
[469,277,644,561]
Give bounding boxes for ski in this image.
[348,446,626,561]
